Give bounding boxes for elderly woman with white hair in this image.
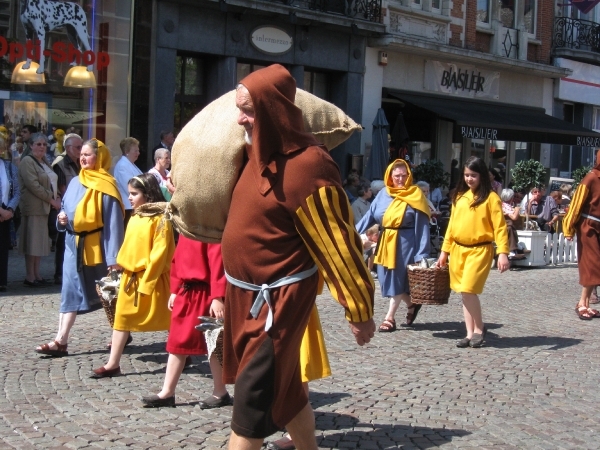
[416,181,441,217]
[500,188,522,257]
[148,148,175,199]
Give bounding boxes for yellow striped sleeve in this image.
[295,186,374,323]
[562,184,589,238]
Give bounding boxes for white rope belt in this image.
[582,213,600,223]
[225,266,318,332]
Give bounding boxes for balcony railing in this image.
[554,17,600,53]
[282,0,382,23]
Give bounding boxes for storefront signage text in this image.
[461,126,498,140]
[250,26,293,55]
[577,136,600,147]
[441,68,485,93]
[0,37,110,70]
[424,60,499,100]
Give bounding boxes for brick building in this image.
[361,0,600,182]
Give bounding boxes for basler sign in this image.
[424,60,499,99]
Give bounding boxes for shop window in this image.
[478,0,491,24]
[174,55,206,131]
[593,107,600,131]
[304,71,330,101]
[0,0,133,161]
[514,142,532,163]
[236,63,267,83]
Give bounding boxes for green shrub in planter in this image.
[510,159,546,194]
[571,165,592,193]
[411,160,450,189]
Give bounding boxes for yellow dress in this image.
[441,190,509,294]
[113,214,175,332]
[299,305,331,383]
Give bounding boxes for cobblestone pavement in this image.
[1,251,597,449]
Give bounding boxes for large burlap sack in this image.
[170,88,362,242]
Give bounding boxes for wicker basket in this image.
[407,264,451,305]
[95,274,121,328]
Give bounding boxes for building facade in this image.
[361,0,600,183]
[551,3,600,178]
[130,0,385,174]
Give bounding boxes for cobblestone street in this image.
[0,251,596,449]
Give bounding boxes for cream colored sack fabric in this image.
[170,88,361,242]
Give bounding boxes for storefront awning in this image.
[385,89,600,146]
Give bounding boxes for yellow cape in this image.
[74,139,124,266]
[374,159,431,269]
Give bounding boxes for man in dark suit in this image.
[152,130,174,153]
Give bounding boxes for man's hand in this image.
[349,318,376,346]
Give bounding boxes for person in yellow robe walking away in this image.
[436,156,510,348]
[91,173,175,377]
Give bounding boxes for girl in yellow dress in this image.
[91,173,175,377]
[436,157,510,348]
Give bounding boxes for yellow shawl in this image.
[375,159,431,269]
[74,140,124,266]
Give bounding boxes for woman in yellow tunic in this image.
[91,173,175,378]
[437,157,510,348]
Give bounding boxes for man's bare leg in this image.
[285,402,318,450]
[228,432,263,450]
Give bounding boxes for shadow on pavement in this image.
[415,321,503,334]
[309,392,351,409]
[314,411,470,449]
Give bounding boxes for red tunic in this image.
[166,236,226,355]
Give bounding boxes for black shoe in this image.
[24,279,44,288]
[90,366,121,378]
[456,337,470,348]
[469,327,487,348]
[54,276,62,285]
[141,394,176,408]
[36,279,52,286]
[198,393,232,409]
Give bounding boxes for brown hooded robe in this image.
[563,151,600,286]
[221,65,374,438]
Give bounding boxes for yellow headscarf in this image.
[0,126,8,159]
[74,139,124,267]
[374,159,431,269]
[54,129,65,154]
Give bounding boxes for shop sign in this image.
[424,60,499,99]
[460,126,498,140]
[15,0,110,73]
[577,136,600,147]
[250,26,293,55]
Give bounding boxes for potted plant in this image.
[571,164,592,194]
[412,159,450,189]
[510,159,547,266]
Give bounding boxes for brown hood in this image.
[239,64,321,194]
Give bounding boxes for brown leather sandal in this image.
[36,340,68,357]
[400,304,422,327]
[576,305,593,320]
[378,318,396,332]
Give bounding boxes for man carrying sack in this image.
[221,64,376,449]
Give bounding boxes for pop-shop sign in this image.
[0,37,110,70]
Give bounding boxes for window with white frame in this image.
[499,0,537,35]
[477,0,491,24]
[432,0,441,11]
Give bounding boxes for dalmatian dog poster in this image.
[19,0,94,74]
